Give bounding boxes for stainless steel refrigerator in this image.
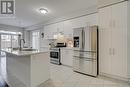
[73,25,98,77]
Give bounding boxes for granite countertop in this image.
[1,48,50,56]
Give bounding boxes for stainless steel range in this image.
[50,48,61,65]
[50,43,66,65]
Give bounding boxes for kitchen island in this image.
[2,49,50,87]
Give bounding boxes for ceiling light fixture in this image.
[39,8,48,14]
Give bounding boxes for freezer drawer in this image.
[73,56,97,76]
[73,50,97,59]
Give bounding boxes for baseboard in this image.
[61,64,72,68]
[99,72,129,82]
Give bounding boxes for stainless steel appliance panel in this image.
[73,56,97,76]
[73,28,84,49]
[73,26,98,76]
[50,48,61,65]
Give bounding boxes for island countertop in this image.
[1,48,50,56]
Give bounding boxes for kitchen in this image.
[0,0,130,87]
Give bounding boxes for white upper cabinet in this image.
[98,0,125,8]
[71,16,86,28]
[44,25,54,39]
[63,20,73,38]
[56,22,64,33]
[71,13,98,29]
[44,22,64,39]
[98,6,111,30]
[44,13,98,39]
[99,1,128,78]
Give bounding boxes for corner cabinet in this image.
[99,1,128,79]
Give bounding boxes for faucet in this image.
[19,39,25,51]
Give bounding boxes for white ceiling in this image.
[0,0,97,28]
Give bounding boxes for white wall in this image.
[0,24,23,32]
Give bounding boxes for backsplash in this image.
[48,36,73,48]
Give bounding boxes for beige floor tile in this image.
[0,56,129,87]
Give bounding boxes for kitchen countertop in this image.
[1,48,50,56]
[60,47,74,50]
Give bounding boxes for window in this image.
[1,35,11,49]
[32,31,40,49]
[0,30,21,49]
[1,34,19,49]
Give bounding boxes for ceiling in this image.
[0,0,97,28]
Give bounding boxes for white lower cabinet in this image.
[99,1,128,79]
[61,48,73,67]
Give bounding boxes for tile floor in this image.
[38,64,130,87]
[0,53,130,87]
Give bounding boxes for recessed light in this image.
[39,8,48,14]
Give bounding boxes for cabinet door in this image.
[98,6,112,30]
[63,20,73,38]
[111,2,127,78]
[99,6,112,74]
[71,16,86,28]
[44,26,50,39]
[61,49,73,66]
[99,29,112,74]
[44,24,57,39]
[49,23,57,38]
[57,22,64,33]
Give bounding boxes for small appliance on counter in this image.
[50,43,66,65]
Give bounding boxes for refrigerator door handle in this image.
[81,29,85,49]
[85,59,95,61]
[73,56,96,60]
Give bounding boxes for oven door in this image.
[50,51,59,59]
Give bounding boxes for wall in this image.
[0,24,23,32]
